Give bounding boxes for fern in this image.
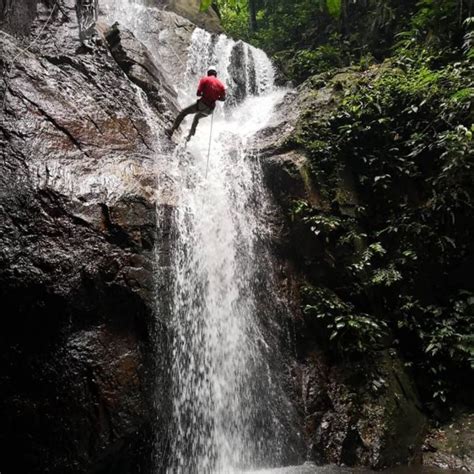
[463,17,474,57]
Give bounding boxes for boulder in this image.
[297,350,426,468]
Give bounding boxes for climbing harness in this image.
[205,111,215,179]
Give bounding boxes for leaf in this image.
[326,0,341,18]
[199,0,212,12]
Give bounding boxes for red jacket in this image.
[197,76,226,109]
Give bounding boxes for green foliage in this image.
[326,0,342,17]
[213,0,473,83]
[199,0,213,12]
[302,285,388,355]
[275,44,344,82]
[292,55,473,409]
[398,291,474,403]
[213,0,253,41]
[463,17,474,58]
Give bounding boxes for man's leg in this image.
[166,102,199,137]
[187,112,206,141]
[186,102,213,141]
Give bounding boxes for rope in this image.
[205,111,214,179]
[2,1,58,110]
[10,2,57,64]
[167,42,187,70]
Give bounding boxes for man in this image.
[166,66,226,142]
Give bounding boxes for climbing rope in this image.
[205,111,214,179]
[2,1,58,110]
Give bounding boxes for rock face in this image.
[121,0,222,33]
[104,22,179,115]
[423,412,474,471]
[254,69,428,469]
[166,0,222,34]
[0,1,182,472]
[98,1,197,87]
[0,0,38,34]
[293,350,426,468]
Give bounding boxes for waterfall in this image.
[100,3,300,472]
[183,29,275,110]
[166,28,292,474]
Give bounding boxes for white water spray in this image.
[100,3,298,472]
[166,28,290,474]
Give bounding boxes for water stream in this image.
[165,28,294,474]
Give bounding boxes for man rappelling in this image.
[165,66,226,142]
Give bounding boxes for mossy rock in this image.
[302,350,426,469]
[357,351,426,468]
[423,412,474,471]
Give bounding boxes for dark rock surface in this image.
[0,0,39,34]
[292,350,426,468]
[0,1,178,473]
[423,412,474,472]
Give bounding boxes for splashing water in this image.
[100,2,298,471]
[166,28,291,474]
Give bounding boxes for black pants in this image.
[172,100,213,137]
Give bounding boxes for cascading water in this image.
[100,2,301,472]
[165,29,294,473]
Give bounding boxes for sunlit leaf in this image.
[326,0,341,17]
[200,0,212,12]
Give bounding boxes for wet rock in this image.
[0,1,176,473]
[423,413,474,471]
[227,41,248,106]
[98,4,196,87]
[0,0,38,34]
[165,0,222,34]
[136,0,222,34]
[261,149,326,212]
[293,350,426,469]
[104,22,179,116]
